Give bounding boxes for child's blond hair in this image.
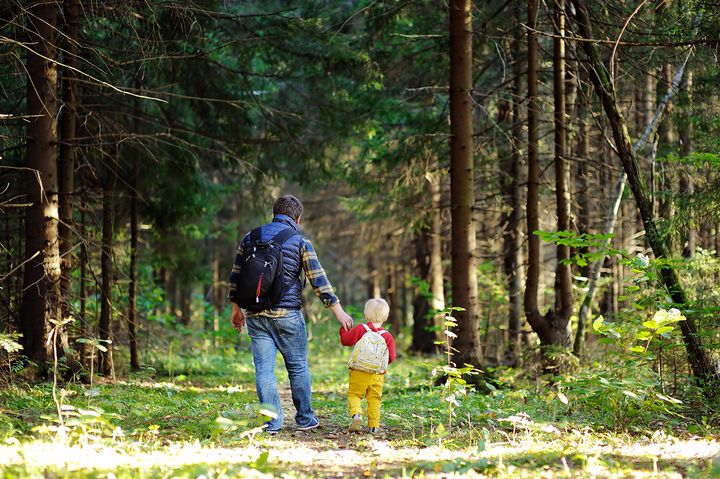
[364,298,390,324]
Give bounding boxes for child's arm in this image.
[339,324,364,346]
[386,334,397,364]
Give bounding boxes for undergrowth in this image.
[0,318,718,478]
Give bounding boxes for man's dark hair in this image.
[273,195,304,220]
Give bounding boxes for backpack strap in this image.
[270,227,301,246]
[363,324,387,336]
[248,227,262,246]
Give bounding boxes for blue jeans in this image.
[245,310,317,430]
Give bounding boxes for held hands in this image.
[331,303,354,331]
[231,303,245,332]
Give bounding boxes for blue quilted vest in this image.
[241,214,304,310]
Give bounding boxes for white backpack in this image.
[348,324,389,374]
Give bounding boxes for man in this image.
[228,194,353,433]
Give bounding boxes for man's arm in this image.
[301,238,353,330]
[228,238,247,331]
[226,240,245,304]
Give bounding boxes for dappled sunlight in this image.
[0,439,266,473]
[3,428,716,478]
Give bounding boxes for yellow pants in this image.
[347,369,385,428]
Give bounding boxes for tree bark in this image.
[500,20,524,366]
[428,172,446,341]
[679,72,695,258]
[524,0,542,340]
[128,157,140,371]
[98,162,117,376]
[410,228,437,354]
[448,0,481,367]
[20,1,61,366]
[552,0,573,332]
[570,0,720,387]
[387,263,401,333]
[79,209,87,365]
[59,0,79,328]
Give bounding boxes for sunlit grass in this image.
[1,319,719,478]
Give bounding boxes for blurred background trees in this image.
[1,0,719,395]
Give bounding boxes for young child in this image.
[339,298,396,433]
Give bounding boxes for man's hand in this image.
[331,303,353,331]
[231,303,245,332]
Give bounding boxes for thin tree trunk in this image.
[79,209,87,365]
[428,172,446,342]
[59,0,79,327]
[449,0,481,367]
[387,263,401,333]
[98,163,117,376]
[553,0,573,332]
[524,0,543,339]
[20,1,61,367]
[501,18,523,365]
[128,158,140,371]
[411,229,436,354]
[679,72,695,258]
[367,258,380,299]
[571,0,720,387]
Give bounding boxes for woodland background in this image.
[1,1,720,477]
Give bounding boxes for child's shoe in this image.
[367,427,379,434]
[349,414,363,432]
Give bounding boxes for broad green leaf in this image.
[635,331,652,341]
[592,316,605,332]
[655,326,674,335]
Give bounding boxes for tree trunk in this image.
[367,258,380,299]
[500,19,523,366]
[79,209,87,365]
[20,1,61,366]
[128,158,140,371]
[59,0,79,328]
[428,172,446,342]
[448,0,481,367]
[98,163,117,376]
[571,0,720,388]
[524,0,542,340]
[387,263,401,333]
[679,72,695,258]
[410,229,436,354]
[552,0,573,334]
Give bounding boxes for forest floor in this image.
[1,325,719,478]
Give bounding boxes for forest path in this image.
[263,382,459,477]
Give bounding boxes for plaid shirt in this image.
[228,236,339,318]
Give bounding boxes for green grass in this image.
[0,320,718,478]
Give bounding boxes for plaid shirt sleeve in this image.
[301,238,339,308]
[226,239,245,303]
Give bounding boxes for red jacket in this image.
[339,322,396,364]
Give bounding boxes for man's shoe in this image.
[263,425,280,435]
[349,414,362,432]
[297,417,320,431]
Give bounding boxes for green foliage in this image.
[535,230,619,267]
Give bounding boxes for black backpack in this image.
[232,227,301,312]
